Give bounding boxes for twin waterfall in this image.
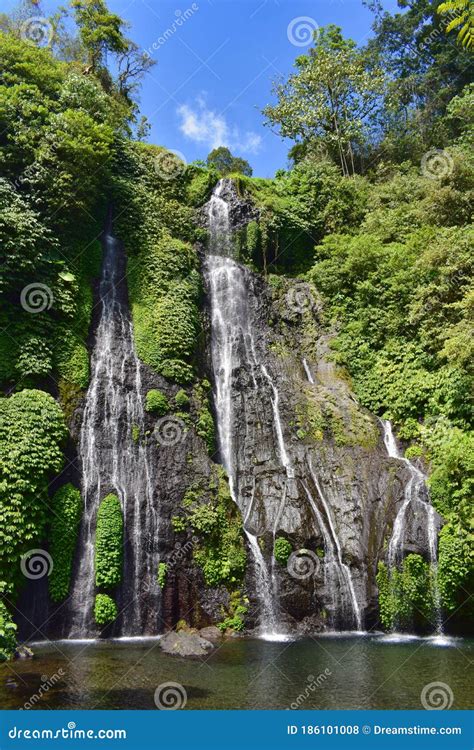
[64,182,442,639]
[68,223,159,636]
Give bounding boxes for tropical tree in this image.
[263,25,385,176]
[70,0,127,72]
[206,146,252,176]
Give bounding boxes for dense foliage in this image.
[0,0,471,648]
[179,469,247,587]
[376,555,436,631]
[94,493,123,588]
[48,484,83,602]
[94,593,118,625]
[0,391,66,595]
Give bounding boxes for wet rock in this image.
[14,645,34,659]
[160,630,215,658]
[199,626,222,642]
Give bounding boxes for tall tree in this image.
[262,25,385,176]
[71,0,127,72]
[206,146,253,176]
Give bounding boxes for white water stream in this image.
[205,179,294,635]
[69,225,158,635]
[381,420,442,632]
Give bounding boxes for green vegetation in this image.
[157,562,167,589]
[274,537,292,565]
[218,590,248,632]
[377,556,435,632]
[0,0,471,647]
[48,484,83,602]
[177,468,246,587]
[206,146,253,177]
[193,380,216,455]
[94,593,118,625]
[0,598,17,662]
[145,389,169,415]
[0,391,67,596]
[174,389,190,410]
[94,494,123,588]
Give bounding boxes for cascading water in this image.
[305,459,362,630]
[205,179,292,635]
[68,219,159,636]
[381,419,442,633]
[302,358,315,385]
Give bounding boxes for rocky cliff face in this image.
[17,182,442,641]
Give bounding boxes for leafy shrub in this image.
[274,537,292,565]
[157,562,167,589]
[0,390,66,597]
[48,484,83,602]
[376,555,435,631]
[0,599,17,662]
[193,381,215,455]
[178,469,247,587]
[94,593,117,625]
[145,389,169,415]
[174,389,190,409]
[95,494,123,588]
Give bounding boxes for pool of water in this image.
[1,633,472,710]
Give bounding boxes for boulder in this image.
[160,630,214,658]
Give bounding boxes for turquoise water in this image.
[1,633,472,710]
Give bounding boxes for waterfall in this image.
[305,459,362,630]
[205,179,291,635]
[302,358,315,385]
[381,420,442,633]
[68,221,159,636]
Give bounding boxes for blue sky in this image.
[11,0,399,176]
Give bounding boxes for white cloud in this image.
[177,100,262,155]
